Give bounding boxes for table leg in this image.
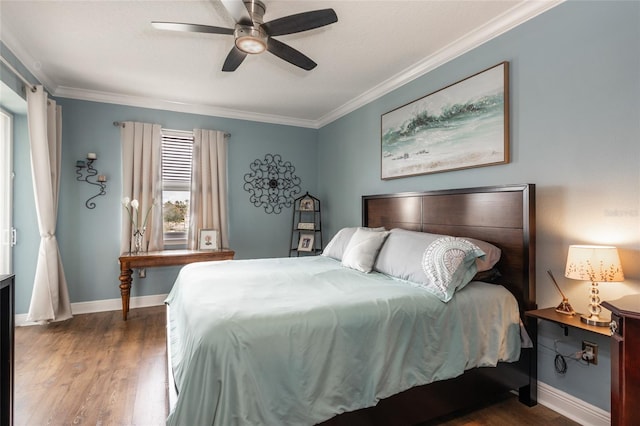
[119,267,133,320]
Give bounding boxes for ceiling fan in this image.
[152,0,338,72]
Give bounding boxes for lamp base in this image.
[580,313,610,327]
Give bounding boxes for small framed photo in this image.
[297,233,315,252]
[199,229,218,250]
[299,197,314,211]
[297,222,315,230]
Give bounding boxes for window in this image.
[161,129,193,248]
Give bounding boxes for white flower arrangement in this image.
[122,197,154,253]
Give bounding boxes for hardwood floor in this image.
[15,306,579,426]
[15,306,168,425]
[420,396,580,426]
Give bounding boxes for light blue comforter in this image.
[165,256,522,426]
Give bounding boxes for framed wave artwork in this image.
[381,61,509,179]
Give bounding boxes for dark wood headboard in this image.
[362,184,536,312]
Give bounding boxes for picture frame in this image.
[381,61,509,179]
[297,233,315,252]
[199,229,218,250]
[297,222,315,230]
[299,197,314,211]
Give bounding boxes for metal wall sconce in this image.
[76,152,107,209]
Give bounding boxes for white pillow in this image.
[322,227,385,261]
[341,228,390,273]
[421,236,485,302]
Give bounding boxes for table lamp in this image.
[565,245,624,327]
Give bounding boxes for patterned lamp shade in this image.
[565,245,625,282]
[565,245,624,327]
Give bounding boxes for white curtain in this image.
[188,129,229,249]
[26,85,72,322]
[120,122,162,254]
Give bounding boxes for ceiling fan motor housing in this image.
[244,0,266,24]
[235,0,267,54]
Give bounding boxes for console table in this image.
[118,249,235,320]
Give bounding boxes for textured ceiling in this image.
[0,1,561,127]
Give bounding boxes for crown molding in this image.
[3,0,563,129]
[53,85,318,128]
[315,0,564,128]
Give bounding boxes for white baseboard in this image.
[538,381,610,426]
[15,294,168,326]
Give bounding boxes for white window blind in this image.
[162,129,193,190]
[161,129,194,247]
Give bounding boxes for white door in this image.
[0,109,13,274]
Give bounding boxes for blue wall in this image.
[317,0,640,411]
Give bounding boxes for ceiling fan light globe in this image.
[234,25,267,54]
[236,37,266,54]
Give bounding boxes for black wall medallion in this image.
[243,154,302,214]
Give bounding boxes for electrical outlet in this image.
[582,341,598,365]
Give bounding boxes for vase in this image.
[132,229,145,255]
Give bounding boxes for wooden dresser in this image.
[602,294,640,426]
[1,274,15,426]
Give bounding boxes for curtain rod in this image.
[0,55,36,92]
[113,121,230,137]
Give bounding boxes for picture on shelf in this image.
[297,233,315,252]
[199,229,218,250]
[297,222,315,230]
[299,198,314,211]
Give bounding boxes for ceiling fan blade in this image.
[267,38,316,71]
[220,0,253,25]
[222,46,248,72]
[262,9,337,36]
[151,22,234,35]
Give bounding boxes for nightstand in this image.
[601,294,640,426]
[525,307,610,337]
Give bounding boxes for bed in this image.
[165,184,537,425]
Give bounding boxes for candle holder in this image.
[76,154,107,209]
